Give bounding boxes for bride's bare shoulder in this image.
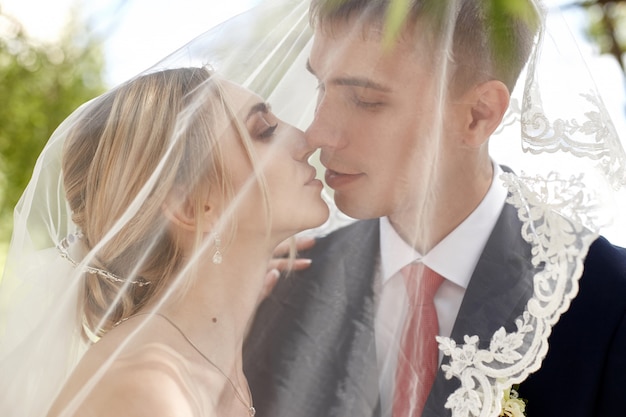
[100,343,202,412]
[48,343,216,417]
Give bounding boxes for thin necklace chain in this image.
[127,312,255,416]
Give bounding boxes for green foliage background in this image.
[0,8,106,266]
[583,1,626,72]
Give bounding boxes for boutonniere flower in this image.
[500,385,527,417]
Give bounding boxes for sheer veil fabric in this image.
[0,0,624,417]
[0,1,318,415]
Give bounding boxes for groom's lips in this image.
[324,168,364,189]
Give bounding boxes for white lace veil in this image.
[0,0,624,416]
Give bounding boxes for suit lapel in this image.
[321,219,382,416]
[245,219,382,417]
[450,202,535,342]
[424,202,536,416]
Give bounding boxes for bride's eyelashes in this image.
[249,113,279,141]
[258,122,278,140]
[246,102,279,141]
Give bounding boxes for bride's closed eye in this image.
[246,102,279,141]
[258,122,278,140]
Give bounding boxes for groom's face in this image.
[306,21,450,220]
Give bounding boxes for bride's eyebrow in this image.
[245,102,270,122]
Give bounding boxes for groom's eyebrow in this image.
[306,59,391,92]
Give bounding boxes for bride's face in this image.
[216,81,329,238]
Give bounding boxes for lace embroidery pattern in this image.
[438,173,598,417]
[521,91,626,190]
[495,90,626,192]
[519,27,626,191]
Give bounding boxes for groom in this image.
[244,0,626,416]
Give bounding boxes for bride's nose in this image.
[286,124,315,162]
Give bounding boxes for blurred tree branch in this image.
[562,0,626,72]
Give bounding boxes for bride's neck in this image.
[154,237,272,371]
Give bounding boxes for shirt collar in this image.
[379,162,507,289]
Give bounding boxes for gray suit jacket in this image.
[244,200,536,417]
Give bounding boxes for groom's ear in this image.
[458,79,510,148]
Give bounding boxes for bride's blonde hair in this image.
[62,67,267,338]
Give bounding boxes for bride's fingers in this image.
[264,239,315,300]
[272,236,316,257]
[260,257,313,301]
[293,235,316,252]
[267,257,312,272]
[260,269,281,300]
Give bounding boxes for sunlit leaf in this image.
[383,0,411,48]
[486,0,541,71]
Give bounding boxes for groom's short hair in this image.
[309,0,542,93]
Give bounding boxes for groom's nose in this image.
[305,97,347,151]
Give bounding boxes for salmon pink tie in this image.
[392,263,444,417]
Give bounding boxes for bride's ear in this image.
[162,188,215,232]
[458,79,510,147]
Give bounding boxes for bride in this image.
[47,66,328,416]
[0,2,332,415]
[1,64,328,417]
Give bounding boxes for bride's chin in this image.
[316,204,331,226]
[301,203,330,231]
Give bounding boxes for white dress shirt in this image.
[375,162,508,416]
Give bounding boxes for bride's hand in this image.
[261,236,316,299]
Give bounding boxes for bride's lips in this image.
[325,168,364,189]
[304,167,323,187]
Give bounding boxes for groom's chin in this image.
[333,192,385,220]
